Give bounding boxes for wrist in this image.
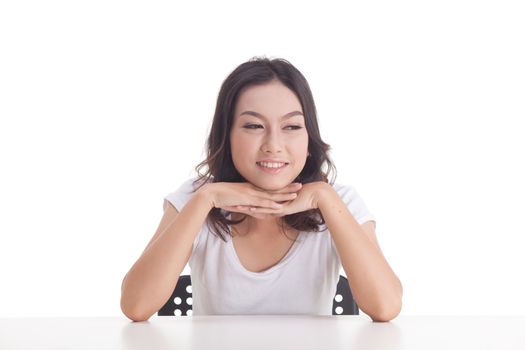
[196,183,217,210]
[315,182,334,209]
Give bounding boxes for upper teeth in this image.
[257,162,286,168]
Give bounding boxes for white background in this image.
[1,0,524,317]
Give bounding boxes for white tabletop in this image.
[1,315,524,350]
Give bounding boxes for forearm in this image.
[120,187,214,321]
[317,185,402,322]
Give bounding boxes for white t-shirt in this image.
[164,177,376,315]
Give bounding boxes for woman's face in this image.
[230,80,309,191]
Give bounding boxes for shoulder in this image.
[331,182,358,197]
[329,182,363,205]
[328,181,376,226]
[163,176,211,211]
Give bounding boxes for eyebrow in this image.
[239,110,304,120]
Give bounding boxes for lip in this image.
[256,162,289,174]
[256,159,289,163]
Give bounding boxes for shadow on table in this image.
[121,321,175,350]
[121,316,402,349]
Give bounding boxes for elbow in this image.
[120,279,155,322]
[121,306,152,322]
[370,307,401,322]
[120,296,153,322]
[371,278,403,322]
[370,295,402,322]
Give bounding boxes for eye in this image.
[243,124,303,130]
[243,124,263,129]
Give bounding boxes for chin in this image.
[249,178,295,191]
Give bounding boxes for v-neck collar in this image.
[225,213,305,276]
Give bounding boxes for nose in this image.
[261,128,283,154]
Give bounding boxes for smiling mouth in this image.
[256,162,289,173]
[255,162,289,169]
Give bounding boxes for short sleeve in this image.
[163,177,204,255]
[332,183,376,227]
[163,178,198,212]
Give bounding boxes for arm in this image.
[316,184,403,322]
[120,185,214,322]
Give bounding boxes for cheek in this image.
[230,133,257,159]
[290,134,309,154]
[233,134,256,148]
[230,130,244,149]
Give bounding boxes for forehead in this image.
[234,81,303,116]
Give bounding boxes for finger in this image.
[224,205,268,219]
[270,200,293,217]
[240,198,281,210]
[247,206,285,215]
[269,192,298,202]
[224,205,254,212]
[248,188,299,208]
[251,193,296,206]
[222,205,242,212]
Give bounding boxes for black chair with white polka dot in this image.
[333,275,359,315]
[158,274,359,316]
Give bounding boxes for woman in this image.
[120,56,403,321]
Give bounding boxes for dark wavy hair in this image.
[191,56,337,242]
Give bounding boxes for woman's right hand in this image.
[203,181,302,219]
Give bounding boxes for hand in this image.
[246,181,328,218]
[204,181,302,219]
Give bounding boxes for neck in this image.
[231,213,285,237]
